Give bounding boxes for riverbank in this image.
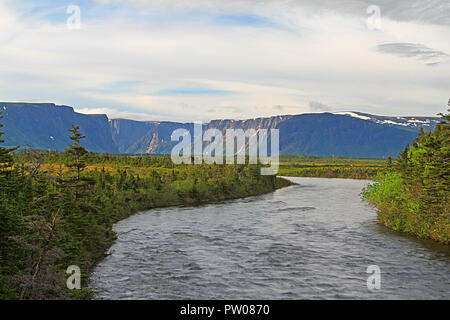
[2,151,294,299]
[362,171,449,245]
[362,111,449,245]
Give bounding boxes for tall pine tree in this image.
[65,125,88,181]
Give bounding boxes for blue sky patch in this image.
[13,0,282,30]
[214,14,279,28]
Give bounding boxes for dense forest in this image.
[363,109,449,244]
[0,121,291,299]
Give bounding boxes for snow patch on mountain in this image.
[377,120,409,126]
[407,119,429,124]
[332,111,439,129]
[333,112,371,121]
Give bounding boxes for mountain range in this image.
[0,102,441,158]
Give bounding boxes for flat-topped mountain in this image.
[0,102,440,158]
[0,102,118,153]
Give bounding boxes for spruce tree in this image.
[65,125,88,181]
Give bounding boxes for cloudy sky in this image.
[0,0,449,121]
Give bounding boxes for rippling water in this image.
[89,177,450,299]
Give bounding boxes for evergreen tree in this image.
[363,103,449,243]
[0,113,26,299]
[65,125,88,180]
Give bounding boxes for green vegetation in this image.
[278,155,385,179]
[362,109,449,244]
[64,125,88,180]
[0,121,291,299]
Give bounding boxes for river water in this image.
[89,177,450,299]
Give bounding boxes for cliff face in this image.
[0,102,439,158]
[109,113,430,158]
[0,102,118,153]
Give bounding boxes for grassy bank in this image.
[362,110,449,244]
[278,155,385,179]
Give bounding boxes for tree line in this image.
[362,106,449,244]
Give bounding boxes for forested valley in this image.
[1,108,448,300]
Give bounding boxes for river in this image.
[89,177,450,299]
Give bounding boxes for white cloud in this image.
[0,0,449,121]
[95,0,450,26]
